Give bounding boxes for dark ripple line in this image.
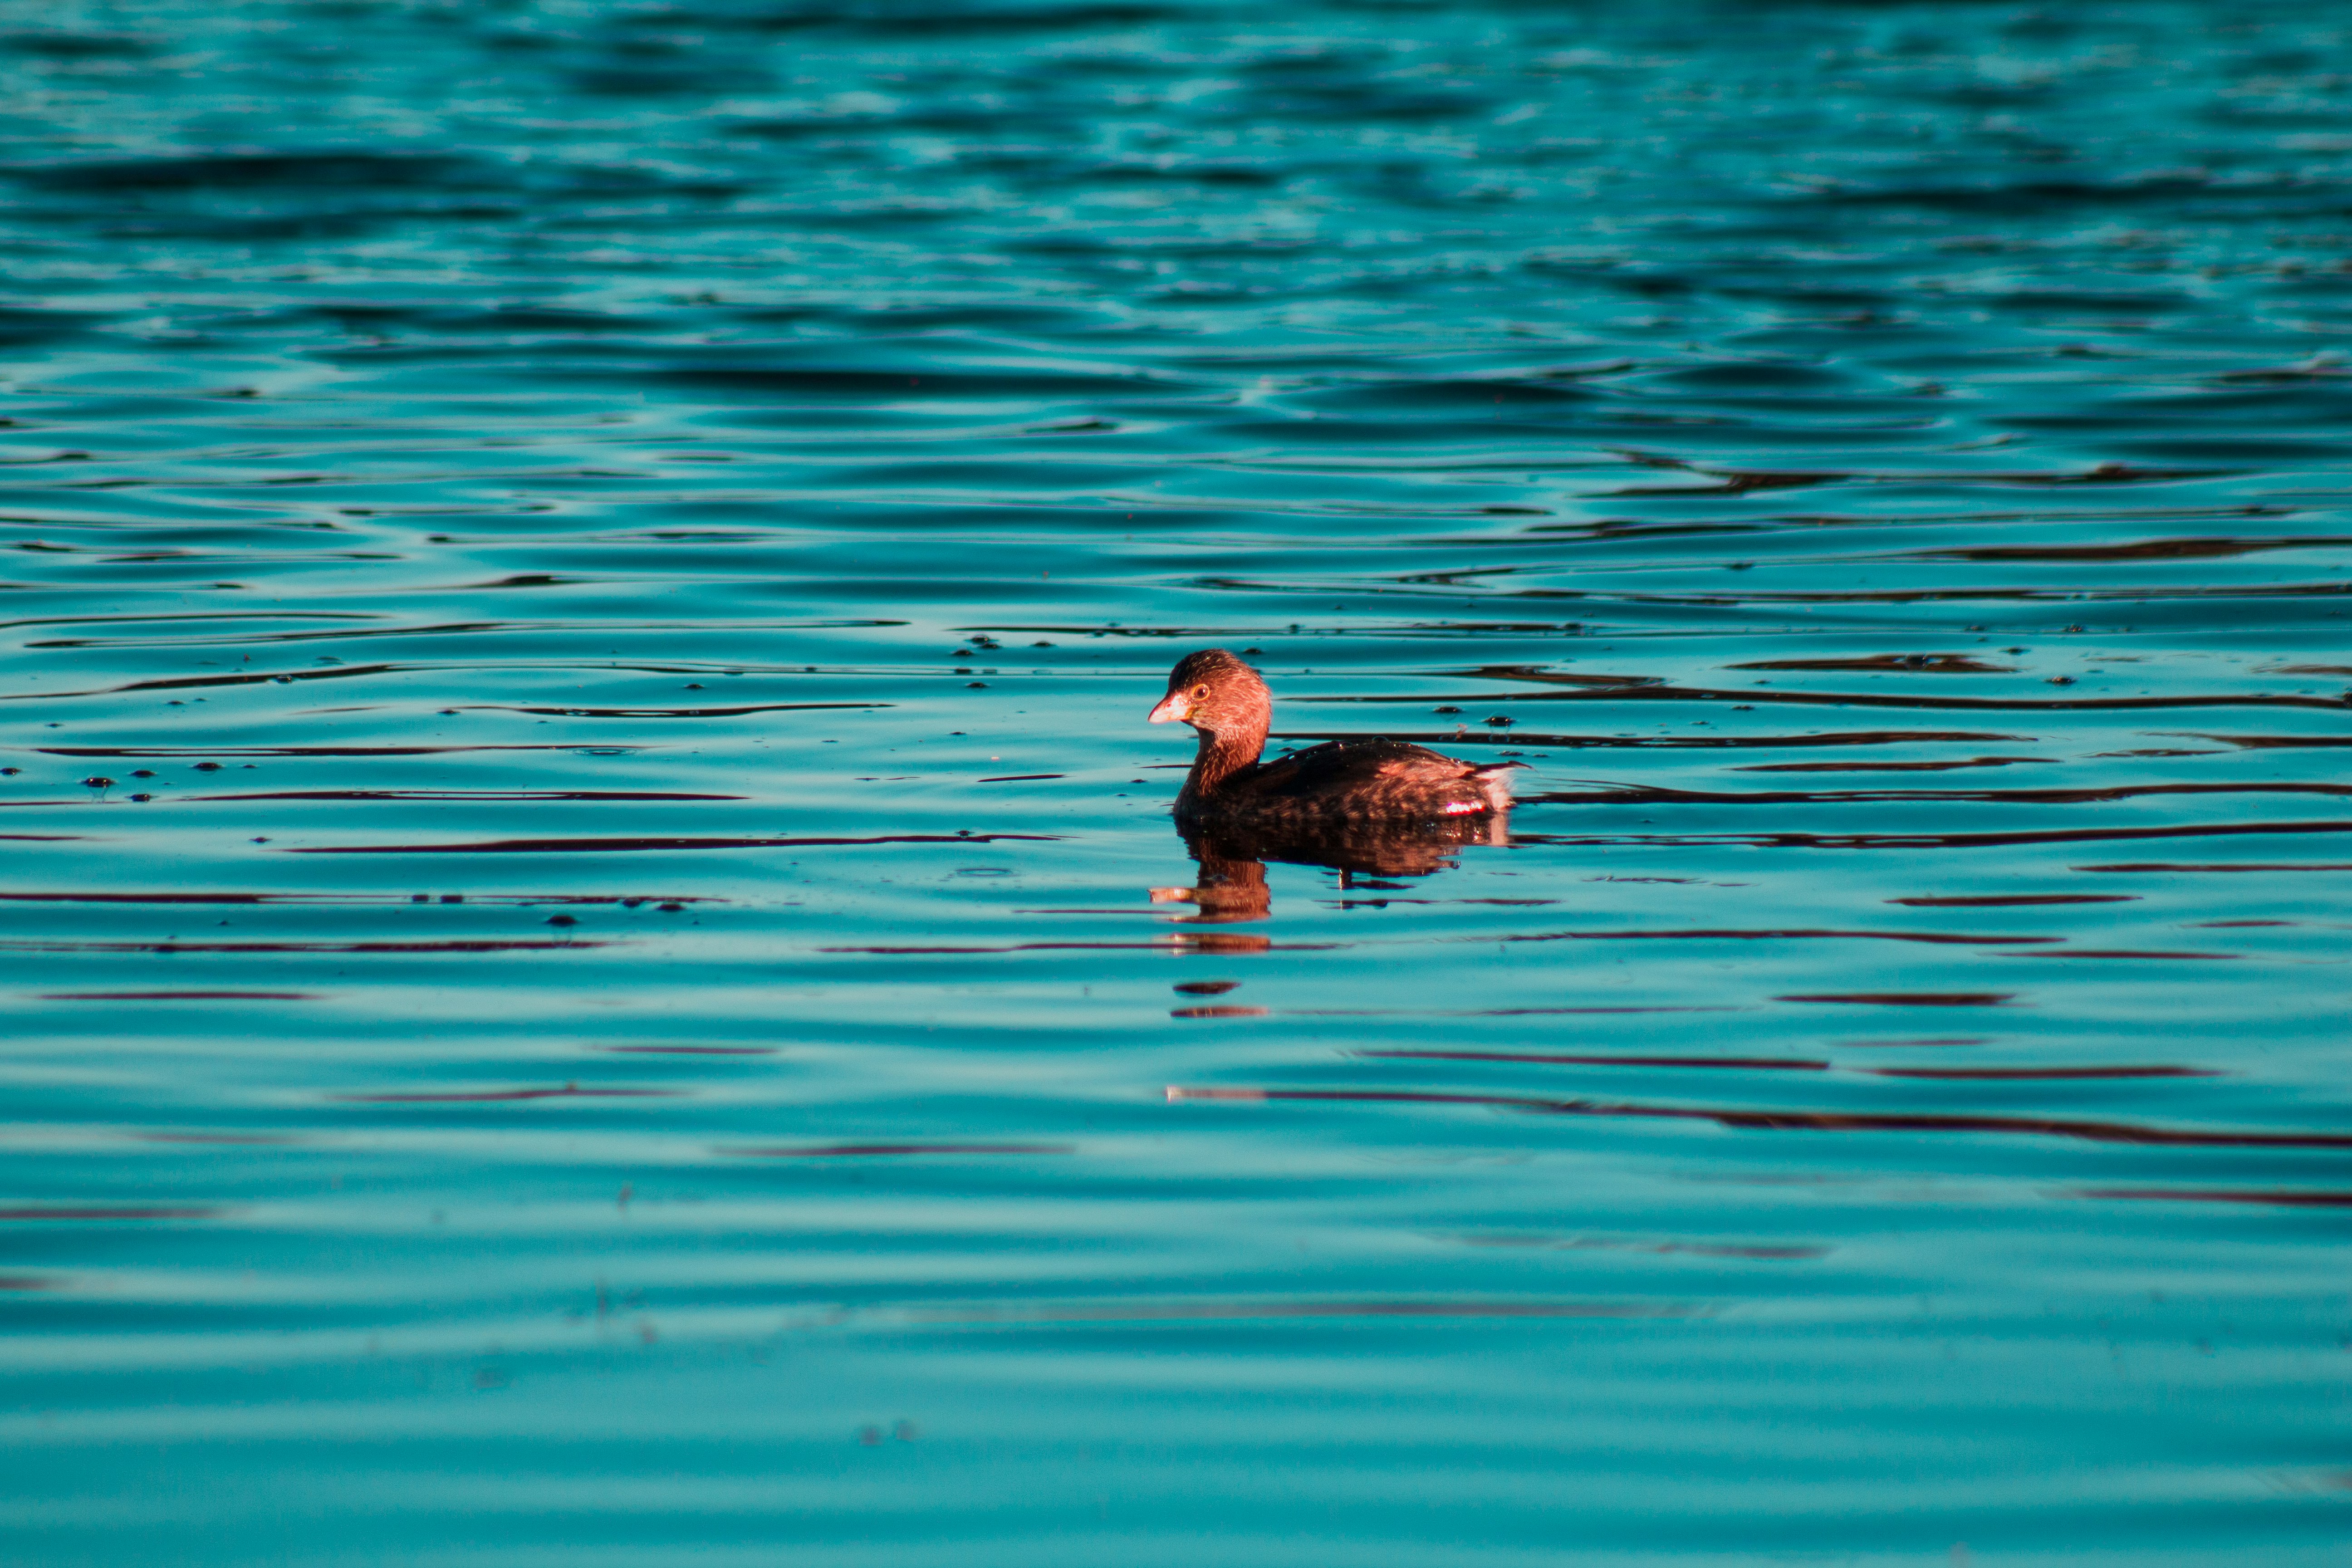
[337,1086,674,1103]
[1451,1236,1833,1260]
[1285,1006,1739,1017]
[24,616,908,649]
[1201,575,2352,609]
[1513,820,2352,851]
[1891,895,2139,907]
[1735,758,2054,774]
[3,671,880,717]
[905,1298,1701,1324]
[130,1131,298,1146]
[33,745,651,757]
[1779,993,2014,1006]
[1329,679,2352,716]
[1280,728,2028,752]
[1920,534,2352,564]
[184,789,744,803]
[1876,1067,2219,1080]
[725,1142,1073,1158]
[2076,1188,2352,1207]
[1361,1050,2213,1081]
[289,833,1062,855]
[0,1207,218,1221]
[2181,733,2352,751]
[0,664,393,701]
[1166,1088,2352,1150]
[1730,654,2016,673]
[481,703,883,719]
[822,938,1333,954]
[1491,928,2060,948]
[602,1045,774,1056]
[1360,1050,1828,1071]
[25,620,508,650]
[1528,782,2352,807]
[0,611,369,631]
[1602,453,2229,489]
[1519,504,2299,544]
[0,939,601,954]
[40,990,315,1001]
[0,892,715,906]
[1556,583,2352,608]
[2078,862,2352,873]
[2017,949,2233,961]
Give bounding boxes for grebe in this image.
[1147,649,1519,829]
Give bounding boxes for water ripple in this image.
[2,1,2348,1562]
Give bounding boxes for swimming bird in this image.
[1147,649,1520,830]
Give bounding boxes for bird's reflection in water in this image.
[1150,813,1510,924]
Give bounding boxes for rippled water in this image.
[4,2,2350,1562]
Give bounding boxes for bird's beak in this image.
[1147,690,1190,725]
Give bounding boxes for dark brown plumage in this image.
[1147,648,1519,830]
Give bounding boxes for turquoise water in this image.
[2,2,2349,1562]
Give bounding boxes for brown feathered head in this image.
[1148,648,1271,745]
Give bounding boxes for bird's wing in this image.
[1226,739,1500,800]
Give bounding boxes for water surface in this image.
[2,3,2349,1563]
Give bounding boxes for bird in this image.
[1147,648,1520,831]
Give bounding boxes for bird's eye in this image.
[1191,684,1208,698]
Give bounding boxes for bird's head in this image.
[1148,648,1270,742]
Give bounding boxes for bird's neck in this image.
[1182,720,1267,802]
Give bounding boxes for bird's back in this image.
[1179,737,1518,827]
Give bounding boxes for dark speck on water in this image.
[1,1,2346,1563]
